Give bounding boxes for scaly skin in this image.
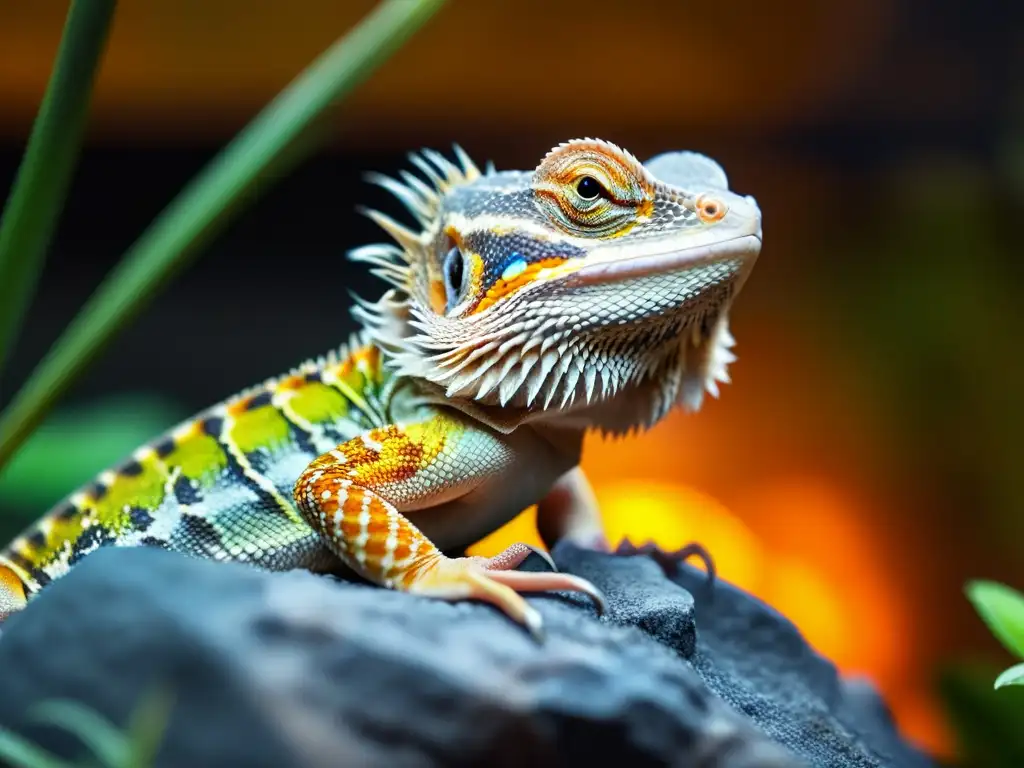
[0,139,762,638]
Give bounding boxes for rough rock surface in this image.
[559,545,936,768]
[0,543,935,768]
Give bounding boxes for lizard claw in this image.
[614,538,717,588]
[472,541,604,614]
[482,569,607,617]
[405,542,606,641]
[525,543,559,572]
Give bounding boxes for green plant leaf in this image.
[0,0,447,474]
[0,727,70,768]
[938,661,1024,768]
[995,663,1024,689]
[0,0,117,382]
[123,685,174,768]
[966,580,1024,659]
[0,395,185,512]
[28,700,126,767]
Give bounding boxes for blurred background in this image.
[0,0,1022,763]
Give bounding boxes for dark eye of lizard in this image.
[443,246,465,309]
[575,176,604,200]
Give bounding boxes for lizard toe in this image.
[476,541,559,573]
[615,538,717,588]
[482,569,607,617]
[403,552,608,639]
[406,555,546,640]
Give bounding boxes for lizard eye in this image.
[533,139,655,237]
[575,175,605,200]
[442,246,466,310]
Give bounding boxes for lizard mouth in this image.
[571,233,762,286]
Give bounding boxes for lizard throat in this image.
[355,268,740,436]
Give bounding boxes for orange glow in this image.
[0,2,894,141]
[471,480,895,678]
[596,481,764,594]
[469,457,950,758]
[743,479,910,684]
[765,554,855,664]
[471,505,544,555]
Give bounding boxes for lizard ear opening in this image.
[442,245,467,313]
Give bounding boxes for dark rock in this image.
[554,543,935,768]
[0,544,932,768]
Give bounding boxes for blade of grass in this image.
[0,0,117,385]
[0,0,446,473]
[0,727,71,768]
[28,700,127,767]
[123,685,175,768]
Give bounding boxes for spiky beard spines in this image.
[348,143,740,437]
[353,145,486,312]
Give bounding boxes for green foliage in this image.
[0,686,173,768]
[0,396,187,542]
[0,0,116,381]
[965,580,1024,680]
[937,581,1024,765]
[938,662,1024,768]
[939,581,1024,765]
[0,0,448,474]
[993,663,1024,690]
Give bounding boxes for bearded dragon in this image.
[0,139,762,638]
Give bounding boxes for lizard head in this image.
[353,138,762,435]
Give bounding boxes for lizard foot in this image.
[612,538,717,588]
[406,543,606,641]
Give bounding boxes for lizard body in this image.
[0,139,762,637]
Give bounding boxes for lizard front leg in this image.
[536,467,717,584]
[293,410,604,639]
